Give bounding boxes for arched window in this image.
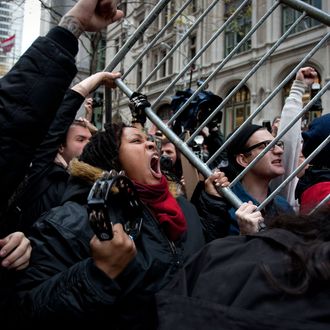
[224,85,250,135]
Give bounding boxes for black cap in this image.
[224,124,263,175]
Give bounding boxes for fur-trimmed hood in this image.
[60,158,105,205]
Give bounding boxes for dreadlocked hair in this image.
[79,122,127,172]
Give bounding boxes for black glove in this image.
[129,92,151,125]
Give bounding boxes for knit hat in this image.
[226,124,263,159]
[224,123,263,176]
[302,114,330,167]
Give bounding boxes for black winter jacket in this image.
[0,27,78,231]
[156,229,330,330]
[5,89,84,234]
[14,176,208,329]
[0,26,78,328]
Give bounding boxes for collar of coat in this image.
[68,158,105,183]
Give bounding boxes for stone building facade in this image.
[105,0,329,136]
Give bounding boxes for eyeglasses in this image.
[243,140,284,154]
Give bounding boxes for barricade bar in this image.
[104,0,172,72]
[104,0,329,213]
[137,0,220,91]
[308,194,330,215]
[151,0,251,109]
[122,0,192,80]
[280,0,330,25]
[250,81,330,210]
[115,77,243,209]
[215,31,330,173]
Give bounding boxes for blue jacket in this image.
[229,181,294,235]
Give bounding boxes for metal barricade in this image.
[104,0,330,212]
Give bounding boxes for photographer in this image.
[160,136,186,198]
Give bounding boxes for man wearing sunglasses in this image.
[224,123,294,235]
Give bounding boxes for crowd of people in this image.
[0,0,329,329]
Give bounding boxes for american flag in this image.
[0,34,15,53]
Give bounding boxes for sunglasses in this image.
[243,140,284,154]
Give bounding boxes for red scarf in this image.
[133,175,187,241]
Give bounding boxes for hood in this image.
[295,167,330,201]
[61,158,104,204]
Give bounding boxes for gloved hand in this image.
[129,92,151,125]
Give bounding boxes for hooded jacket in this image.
[156,229,330,330]
[0,27,78,225]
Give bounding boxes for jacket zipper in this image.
[144,207,181,266]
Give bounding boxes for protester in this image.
[13,119,231,327]
[194,123,294,237]
[0,0,123,225]
[4,72,120,235]
[270,67,317,212]
[156,205,330,330]
[160,136,186,198]
[0,232,31,270]
[295,113,330,213]
[0,0,123,326]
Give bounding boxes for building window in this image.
[224,0,252,56]
[151,52,158,81]
[190,0,198,14]
[136,13,145,45]
[224,85,250,135]
[114,37,120,53]
[96,34,106,72]
[136,61,143,87]
[160,50,167,78]
[188,35,197,61]
[282,0,321,34]
[150,44,173,80]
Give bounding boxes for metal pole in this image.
[115,78,243,209]
[280,0,330,25]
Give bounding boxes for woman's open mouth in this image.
[150,154,162,178]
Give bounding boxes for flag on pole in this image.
[0,34,15,53]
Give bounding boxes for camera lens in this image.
[160,155,173,172]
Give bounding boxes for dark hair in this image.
[261,206,330,295]
[79,122,127,172]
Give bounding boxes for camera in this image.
[160,155,174,172]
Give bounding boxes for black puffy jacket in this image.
[156,229,330,330]
[14,175,207,329]
[0,27,78,233]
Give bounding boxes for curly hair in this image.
[79,122,127,172]
[261,205,330,295]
